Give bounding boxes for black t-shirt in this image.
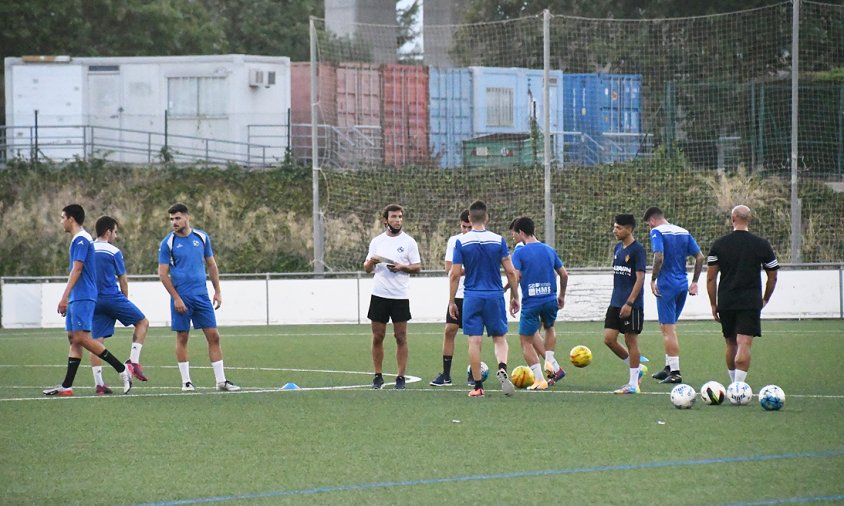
[707,230,779,310]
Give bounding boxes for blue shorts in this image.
[519,298,558,336]
[65,300,95,332]
[462,294,508,337]
[93,294,146,339]
[171,294,217,332]
[655,284,688,324]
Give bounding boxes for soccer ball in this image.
[758,384,785,411]
[569,345,593,368]
[699,381,727,405]
[511,366,535,388]
[467,361,489,382]
[727,381,753,405]
[670,383,697,409]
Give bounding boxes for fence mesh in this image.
[307,2,843,271]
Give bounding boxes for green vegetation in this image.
[1,158,842,275]
[0,320,842,504]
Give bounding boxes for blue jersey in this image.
[649,223,701,291]
[94,240,126,297]
[158,229,213,297]
[453,229,509,297]
[611,240,646,308]
[512,242,563,307]
[68,230,98,302]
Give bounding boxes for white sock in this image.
[544,351,559,371]
[734,369,748,383]
[728,369,736,382]
[623,357,630,366]
[667,356,680,372]
[529,363,544,383]
[629,367,640,386]
[665,354,670,367]
[130,343,143,363]
[92,366,104,387]
[178,361,191,384]
[212,360,226,384]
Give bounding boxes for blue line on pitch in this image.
[714,495,844,505]
[136,449,844,506]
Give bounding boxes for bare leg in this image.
[371,321,387,374]
[176,331,190,362]
[393,321,408,376]
[202,327,223,363]
[603,328,629,360]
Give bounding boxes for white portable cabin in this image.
[4,54,291,165]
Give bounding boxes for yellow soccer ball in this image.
[511,365,535,389]
[569,345,593,368]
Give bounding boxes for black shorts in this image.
[718,308,762,338]
[445,298,464,327]
[367,295,412,324]
[604,306,644,335]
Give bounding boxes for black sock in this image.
[374,373,383,379]
[442,356,453,377]
[97,349,126,373]
[474,380,484,389]
[62,357,81,388]
[498,362,507,372]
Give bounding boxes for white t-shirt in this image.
[445,233,466,299]
[366,231,422,299]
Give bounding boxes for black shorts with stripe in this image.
[603,306,644,335]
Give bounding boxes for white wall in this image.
[3,268,841,328]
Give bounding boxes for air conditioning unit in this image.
[248,69,265,87]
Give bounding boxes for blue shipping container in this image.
[429,67,473,168]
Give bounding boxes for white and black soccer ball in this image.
[699,381,727,405]
[758,384,785,411]
[670,383,696,409]
[467,361,489,382]
[727,381,753,406]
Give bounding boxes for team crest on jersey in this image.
[625,255,630,263]
[397,246,405,253]
[193,240,200,247]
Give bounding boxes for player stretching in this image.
[91,216,150,394]
[510,217,568,390]
[449,200,520,398]
[43,204,133,396]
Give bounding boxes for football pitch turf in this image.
[1,320,843,505]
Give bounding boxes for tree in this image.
[397,0,422,63]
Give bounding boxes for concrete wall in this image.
[3,268,841,329]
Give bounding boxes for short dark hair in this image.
[511,216,535,236]
[62,204,85,225]
[615,214,636,229]
[508,218,518,231]
[382,203,404,219]
[95,216,119,237]
[468,200,487,224]
[168,203,189,215]
[643,207,663,222]
[459,209,470,223]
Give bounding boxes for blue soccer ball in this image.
[758,384,785,411]
[467,361,489,382]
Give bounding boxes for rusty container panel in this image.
[335,63,381,127]
[290,62,337,161]
[381,64,429,166]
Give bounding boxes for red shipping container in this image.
[381,64,430,166]
[290,62,337,161]
[336,63,381,127]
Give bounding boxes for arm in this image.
[762,269,778,308]
[502,257,520,316]
[363,256,380,273]
[620,271,644,318]
[689,251,704,295]
[118,274,129,298]
[391,261,421,274]
[58,260,84,315]
[706,265,719,321]
[206,255,222,309]
[650,251,664,296]
[556,266,568,309]
[158,263,186,314]
[448,263,461,319]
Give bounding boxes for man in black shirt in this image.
[706,205,779,384]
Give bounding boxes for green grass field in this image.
[1,320,843,505]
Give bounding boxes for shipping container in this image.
[290,62,337,162]
[336,63,381,127]
[381,64,429,166]
[429,67,472,168]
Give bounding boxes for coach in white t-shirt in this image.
[363,204,422,390]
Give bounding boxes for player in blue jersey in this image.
[643,207,705,384]
[449,200,520,398]
[510,217,569,390]
[603,214,647,395]
[43,204,133,396]
[158,203,240,392]
[90,216,150,394]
